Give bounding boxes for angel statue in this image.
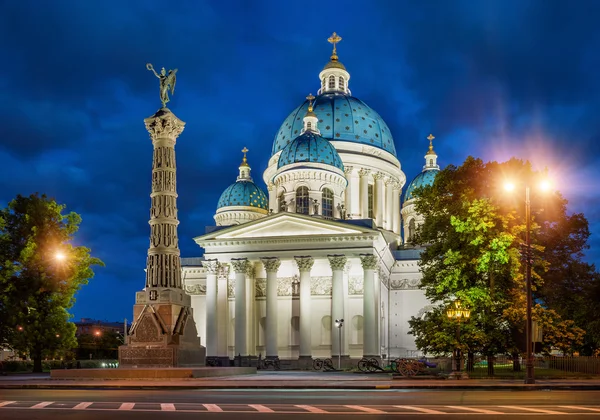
[146,63,178,108]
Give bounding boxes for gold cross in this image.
[242,147,248,157]
[306,93,315,111]
[427,134,435,152]
[327,32,342,60]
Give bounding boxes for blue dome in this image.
[277,131,344,171]
[217,180,268,210]
[273,93,396,157]
[403,169,439,203]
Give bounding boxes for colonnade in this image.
[203,254,381,360]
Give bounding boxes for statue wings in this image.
[167,69,178,96]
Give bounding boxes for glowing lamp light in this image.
[503,182,516,192]
[446,300,471,319]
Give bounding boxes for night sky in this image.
[1,0,599,323]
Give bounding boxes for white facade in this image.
[180,34,437,362]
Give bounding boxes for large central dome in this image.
[272,93,396,157]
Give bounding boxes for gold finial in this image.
[241,146,249,166]
[327,32,342,61]
[306,93,315,112]
[426,134,436,155]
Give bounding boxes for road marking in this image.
[249,404,274,413]
[118,403,135,410]
[0,402,16,408]
[345,405,387,414]
[499,406,564,414]
[161,403,176,411]
[73,402,93,410]
[394,405,446,414]
[30,402,53,409]
[296,405,328,414]
[447,406,502,414]
[559,406,600,412]
[203,404,223,412]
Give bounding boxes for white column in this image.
[231,258,250,357]
[385,178,394,231]
[204,259,219,358]
[216,264,229,358]
[358,168,370,218]
[268,182,277,214]
[261,257,281,359]
[295,256,314,358]
[328,255,347,358]
[245,262,255,355]
[392,182,401,235]
[343,166,353,218]
[374,172,384,227]
[360,254,379,357]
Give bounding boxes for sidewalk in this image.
[1,371,600,390]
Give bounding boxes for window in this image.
[429,159,433,166]
[322,188,334,218]
[296,186,310,215]
[307,121,312,131]
[368,184,374,218]
[339,76,345,91]
[321,78,326,90]
[328,75,336,89]
[408,219,416,243]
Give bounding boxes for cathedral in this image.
[181,33,440,365]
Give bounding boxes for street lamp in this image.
[504,180,550,385]
[446,299,471,379]
[334,319,344,370]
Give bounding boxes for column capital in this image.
[344,165,354,176]
[267,182,275,191]
[261,257,281,272]
[373,171,385,181]
[204,259,220,274]
[327,254,347,271]
[144,108,185,140]
[218,263,230,279]
[231,258,250,273]
[393,181,402,191]
[360,254,378,270]
[385,177,395,186]
[294,256,314,272]
[358,168,371,177]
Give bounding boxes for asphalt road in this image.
[1,389,600,418]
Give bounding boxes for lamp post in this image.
[446,299,470,379]
[505,180,550,385]
[334,319,344,370]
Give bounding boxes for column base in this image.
[447,371,469,380]
[298,355,313,370]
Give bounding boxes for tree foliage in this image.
[408,157,592,357]
[0,193,103,371]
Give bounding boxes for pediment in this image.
[195,213,375,242]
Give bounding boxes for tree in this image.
[0,193,103,372]
[408,157,594,362]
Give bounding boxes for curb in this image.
[2,383,600,391]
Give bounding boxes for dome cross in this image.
[306,93,315,112]
[327,32,342,61]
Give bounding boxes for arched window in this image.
[408,219,416,243]
[321,78,326,90]
[322,188,334,218]
[338,76,345,91]
[328,75,336,89]
[429,159,433,166]
[296,186,310,215]
[306,121,312,131]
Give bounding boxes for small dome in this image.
[273,93,396,157]
[217,180,268,210]
[323,60,346,71]
[278,131,344,171]
[403,169,439,203]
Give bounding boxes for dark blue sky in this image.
[1,0,599,322]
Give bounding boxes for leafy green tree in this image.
[408,157,594,364]
[0,193,103,372]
